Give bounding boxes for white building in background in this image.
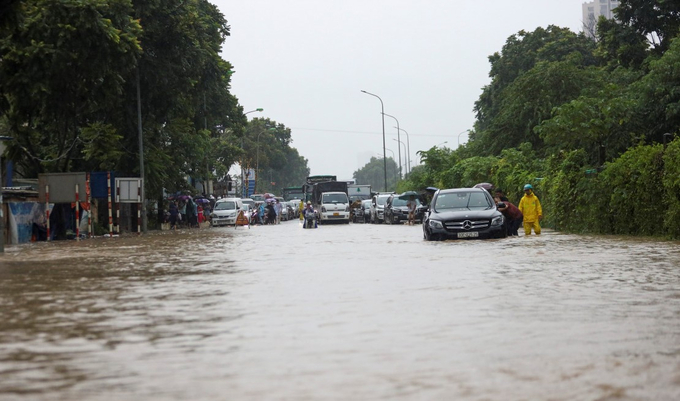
[582,0,620,39]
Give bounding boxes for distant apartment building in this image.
[582,0,620,39]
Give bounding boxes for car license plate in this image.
[333,212,339,216]
[457,231,479,238]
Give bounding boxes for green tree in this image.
[596,17,649,70]
[632,34,680,144]
[242,118,309,194]
[474,26,597,135]
[471,26,599,156]
[535,81,637,165]
[119,0,238,198]
[415,146,457,190]
[614,0,680,54]
[474,56,602,156]
[354,157,398,192]
[0,0,142,176]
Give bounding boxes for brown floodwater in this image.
[1,221,679,400]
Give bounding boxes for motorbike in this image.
[303,208,318,229]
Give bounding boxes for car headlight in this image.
[491,215,504,226]
[429,220,443,229]
[345,205,349,212]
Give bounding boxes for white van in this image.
[319,192,350,224]
[211,198,243,226]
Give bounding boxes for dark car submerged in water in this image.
[422,187,506,241]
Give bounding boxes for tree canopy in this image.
[0,0,308,204]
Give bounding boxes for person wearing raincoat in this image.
[518,184,542,235]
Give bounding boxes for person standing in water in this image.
[518,184,543,235]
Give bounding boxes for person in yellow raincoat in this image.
[518,184,542,235]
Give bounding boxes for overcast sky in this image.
[215,0,588,180]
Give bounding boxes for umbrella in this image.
[425,187,439,193]
[266,198,276,203]
[398,191,419,200]
[473,182,494,190]
[195,198,210,204]
[264,193,275,199]
[177,194,191,201]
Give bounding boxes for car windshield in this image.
[434,192,491,210]
[376,196,389,206]
[322,193,348,203]
[362,200,372,209]
[215,201,237,210]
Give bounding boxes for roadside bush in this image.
[599,143,665,236]
[491,143,543,203]
[662,139,680,238]
[442,156,497,188]
[541,149,601,233]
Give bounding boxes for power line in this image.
[290,127,452,138]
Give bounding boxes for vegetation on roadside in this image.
[0,0,308,201]
[394,0,680,238]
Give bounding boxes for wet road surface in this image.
[1,220,679,400]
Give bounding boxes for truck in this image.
[282,186,304,201]
[347,184,372,203]
[311,181,350,224]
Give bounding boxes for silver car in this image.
[370,194,391,224]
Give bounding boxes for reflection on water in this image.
[1,225,679,400]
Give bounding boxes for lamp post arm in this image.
[361,90,387,191]
[245,108,263,116]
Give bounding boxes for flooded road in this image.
[1,220,679,400]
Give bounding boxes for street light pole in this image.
[382,113,401,180]
[361,90,387,192]
[242,108,263,197]
[256,130,264,194]
[392,138,406,177]
[394,127,411,175]
[457,129,470,147]
[136,68,146,233]
[0,136,13,252]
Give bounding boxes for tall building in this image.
[582,0,620,39]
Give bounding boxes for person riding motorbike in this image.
[303,201,317,229]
